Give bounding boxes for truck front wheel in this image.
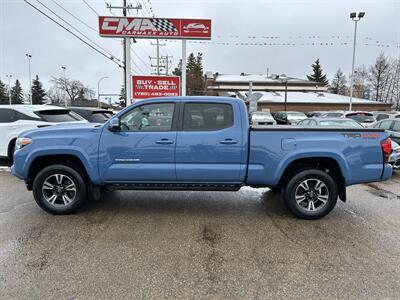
[32,164,87,214]
[283,169,338,220]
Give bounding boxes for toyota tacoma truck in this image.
[11,97,393,219]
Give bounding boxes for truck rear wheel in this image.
[32,164,87,214]
[283,169,338,219]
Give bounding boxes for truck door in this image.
[98,102,178,182]
[175,101,243,182]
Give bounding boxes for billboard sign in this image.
[99,17,211,39]
[132,75,180,99]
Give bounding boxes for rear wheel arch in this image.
[278,156,346,201]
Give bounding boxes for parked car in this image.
[298,117,363,128]
[373,111,400,121]
[320,111,376,127]
[371,119,400,144]
[389,140,400,169]
[274,111,307,125]
[12,97,392,220]
[69,107,114,123]
[250,111,276,125]
[0,105,86,161]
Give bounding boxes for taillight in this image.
[381,138,392,164]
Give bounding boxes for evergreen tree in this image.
[186,52,204,95]
[330,69,348,95]
[0,80,8,104]
[119,85,126,107]
[31,75,47,104]
[172,59,182,77]
[10,80,24,104]
[172,53,205,95]
[307,58,329,86]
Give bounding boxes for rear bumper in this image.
[381,164,393,181]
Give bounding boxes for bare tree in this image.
[49,76,94,105]
[368,53,390,102]
[330,69,348,95]
[351,65,369,99]
[381,58,400,108]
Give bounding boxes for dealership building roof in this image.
[222,91,378,104]
[204,72,392,112]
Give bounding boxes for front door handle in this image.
[219,139,238,145]
[155,139,174,145]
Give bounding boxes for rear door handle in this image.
[155,139,174,145]
[219,139,238,145]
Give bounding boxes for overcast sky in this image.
[1,0,399,101]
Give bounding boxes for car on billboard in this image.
[183,23,209,34]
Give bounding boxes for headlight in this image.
[393,147,400,153]
[15,137,32,149]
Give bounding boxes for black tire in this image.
[9,141,15,163]
[283,169,338,220]
[269,187,281,193]
[32,164,87,215]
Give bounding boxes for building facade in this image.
[205,73,392,112]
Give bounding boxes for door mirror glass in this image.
[108,117,121,131]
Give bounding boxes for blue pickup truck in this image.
[12,97,392,219]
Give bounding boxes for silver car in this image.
[250,112,276,125]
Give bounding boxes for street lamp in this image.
[349,12,365,111]
[279,74,288,111]
[61,66,67,107]
[5,75,12,105]
[26,54,32,105]
[97,76,109,109]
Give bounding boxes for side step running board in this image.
[105,182,243,191]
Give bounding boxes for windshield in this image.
[319,119,363,128]
[346,113,375,123]
[324,112,343,117]
[35,109,83,122]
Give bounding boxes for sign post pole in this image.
[181,39,187,96]
[125,38,132,105]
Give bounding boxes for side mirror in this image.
[108,118,121,131]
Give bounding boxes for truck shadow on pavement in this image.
[80,188,291,219]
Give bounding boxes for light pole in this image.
[349,12,365,111]
[26,54,32,105]
[61,66,67,107]
[97,76,109,109]
[279,74,288,111]
[5,75,12,105]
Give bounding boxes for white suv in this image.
[0,105,87,161]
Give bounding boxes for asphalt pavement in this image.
[0,166,399,299]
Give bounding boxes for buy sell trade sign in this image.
[132,75,180,99]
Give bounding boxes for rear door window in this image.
[378,120,393,130]
[35,110,82,122]
[183,103,233,131]
[0,109,17,123]
[392,121,400,132]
